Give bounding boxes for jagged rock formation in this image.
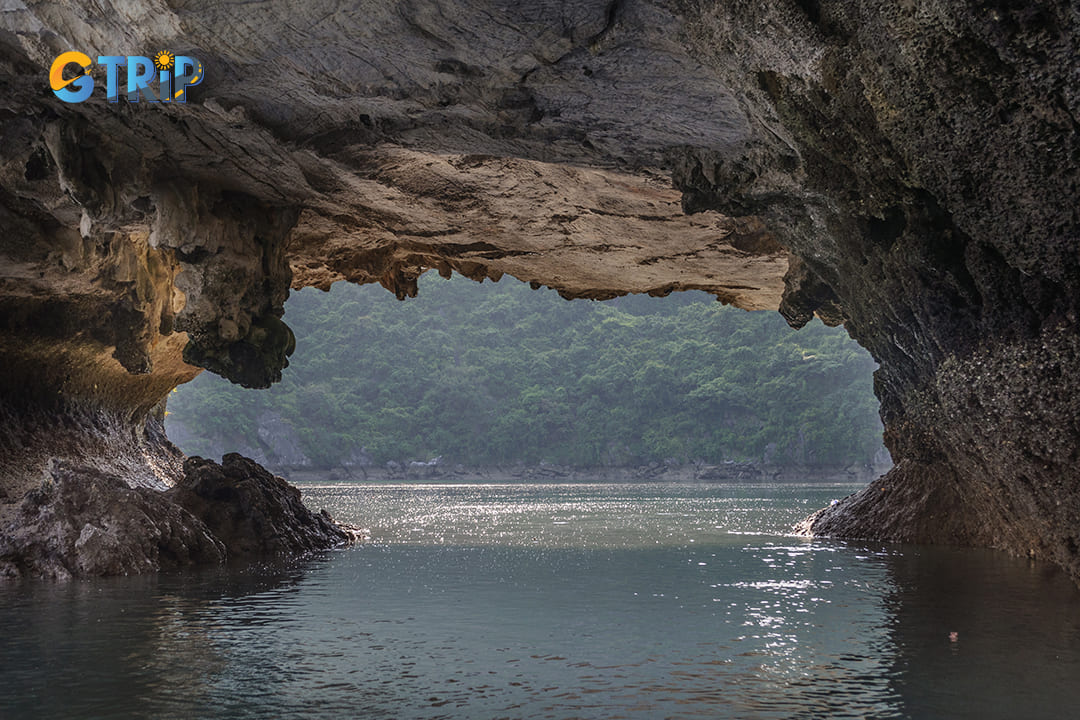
[0,459,225,580]
[0,2,1077,579]
[168,454,354,558]
[675,2,1080,572]
[0,453,356,580]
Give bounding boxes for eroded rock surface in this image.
[0,453,354,580]
[0,1,1077,579]
[670,2,1080,577]
[169,454,357,558]
[0,459,225,580]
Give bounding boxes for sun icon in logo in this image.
[153,50,174,71]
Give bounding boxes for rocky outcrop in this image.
[0,453,355,580]
[0,2,1077,579]
[0,460,224,580]
[254,412,312,469]
[168,454,356,558]
[165,410,312,469]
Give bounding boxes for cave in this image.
[0,2,1077,581]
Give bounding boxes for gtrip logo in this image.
[49,50,203,103]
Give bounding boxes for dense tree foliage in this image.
[167,274,884,468]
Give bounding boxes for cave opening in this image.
[165,272,887,484]
[6,1,1080,712]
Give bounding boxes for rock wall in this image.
[670,2,1080,575]
[0,1,1077,578]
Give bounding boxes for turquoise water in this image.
[3,482,1080,719]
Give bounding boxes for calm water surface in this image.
[3,482,1080,719]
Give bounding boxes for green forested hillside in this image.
[166,273,884,468]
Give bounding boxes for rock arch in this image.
[0,1,1077,579]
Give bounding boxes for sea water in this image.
[2,482,1080,719]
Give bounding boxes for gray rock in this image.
[0,454,358,580]
[168,454,357,558]
[0,461,225,580]
[256,411,312,468]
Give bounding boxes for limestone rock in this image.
[168,454,356,558]
[0,461,225,580]
[0,454,357,580]
[255,411,313,469]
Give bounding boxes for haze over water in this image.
[3,482,1080,719]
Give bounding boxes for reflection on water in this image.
[1,483,1079,719]
[883,546,1080,720]
[0,560,318,719]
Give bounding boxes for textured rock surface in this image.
[671,2,1080,577]
[0,459,225,580]
[0,453,355,580]
[168,454,356,558]
[0,401,186,534]
[0,1,1077,578]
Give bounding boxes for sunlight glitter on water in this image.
[5,482,1080,720]
[303,481,850,549]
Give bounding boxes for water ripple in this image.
[2,483,1080,719]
